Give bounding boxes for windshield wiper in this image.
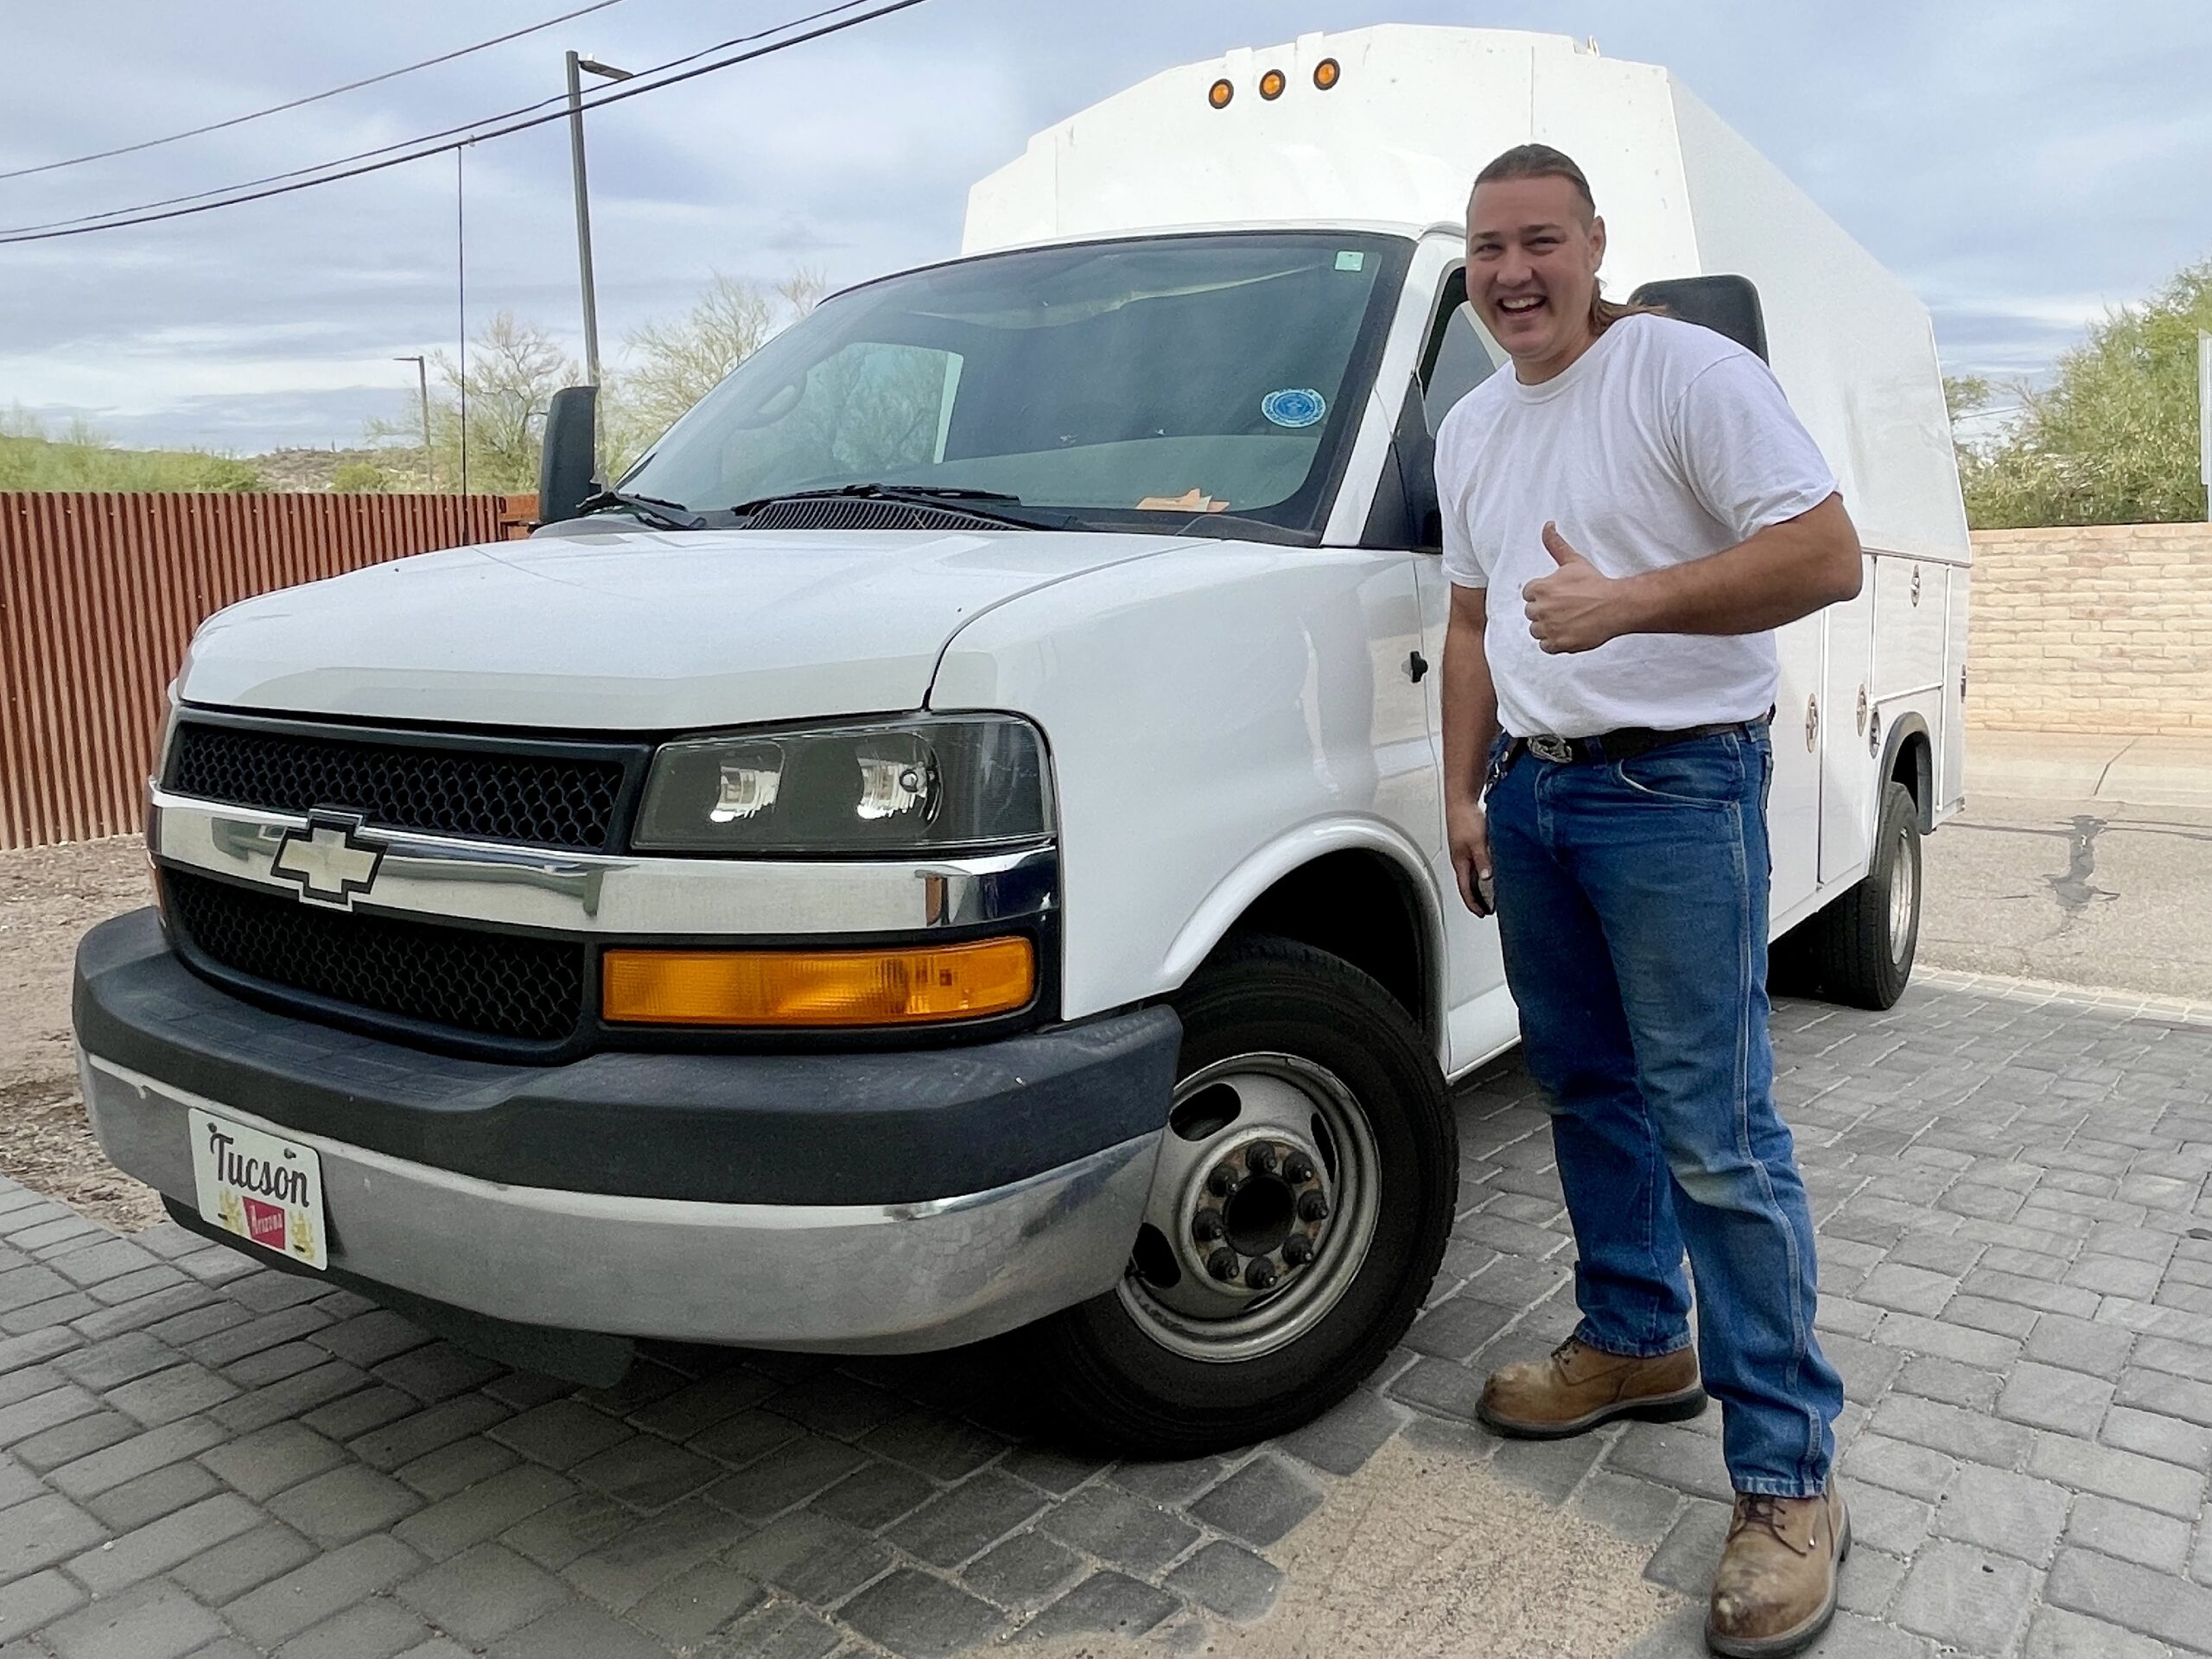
[574,489,706,531]
[722,484,1085,532]
[1149,510,1313,547]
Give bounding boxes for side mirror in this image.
[1628,275,1770,363]
[537,385,598,524]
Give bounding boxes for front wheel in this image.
[1030,935,1457,1456]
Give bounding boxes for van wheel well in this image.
[1891,728,1933,831]
[1218,852,1430,1039]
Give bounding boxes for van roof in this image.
[963,27,1681,260]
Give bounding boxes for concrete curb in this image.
[1967,730,2212,810]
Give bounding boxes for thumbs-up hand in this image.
[1521,521,1628,654]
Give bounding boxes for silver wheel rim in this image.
[1889,820,1916,965]
[1117,1052,1381,1363]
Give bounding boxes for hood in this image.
[177,526,1185,731]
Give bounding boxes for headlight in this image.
[633,715,1052,855]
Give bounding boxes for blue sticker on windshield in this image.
[1262,388,1327,429]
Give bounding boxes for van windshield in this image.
[619,231,1411,538]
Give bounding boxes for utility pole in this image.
[393,355,431,491]
[565,50,632,394]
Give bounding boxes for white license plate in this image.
[188,1109,327,1270]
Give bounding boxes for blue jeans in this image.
[1484,725,1841,1498]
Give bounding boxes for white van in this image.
[74,27,1967,1456]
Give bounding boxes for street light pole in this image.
[565,50,632,392]
[393,355,431,491]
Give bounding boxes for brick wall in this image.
[1967,522,2212,735]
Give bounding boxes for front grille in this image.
[165,870,584,1045]
[168,721,627,851]
[745,498,1019,533]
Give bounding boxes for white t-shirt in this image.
[1437,312,1838,740]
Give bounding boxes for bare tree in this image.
[610,275,779,456]
[364,271,831,492]
[370,311,577,492]
[777,265,830,319]
[602,268,832,474]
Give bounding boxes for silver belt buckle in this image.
[1529,734,1574,763]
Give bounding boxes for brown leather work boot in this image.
[1476,1336,1706,1439]
[1706,1483,1850,1657]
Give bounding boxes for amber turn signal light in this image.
[602,938,1036,1027]
[1313,58,1342,91]
[1208,78,1234,109]
[1259,68,1287,100]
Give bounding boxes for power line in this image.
[0,0,888,240]
[0,0,916,245]
[0,0,632,184]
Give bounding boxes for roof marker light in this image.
[1259,68,1287,100]
[1314,58,1342,91]
[1209,78,1234,109]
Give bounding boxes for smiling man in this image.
[1434,144,1863,1659]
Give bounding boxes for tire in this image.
[1780,781,1922,1010]
[1029,934,1458,1457]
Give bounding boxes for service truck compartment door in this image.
[1820,560,1878,886]
[1872,556,1947,700]
[1941,564,1970,813]
[1769,614,1823,925]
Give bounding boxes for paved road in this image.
[1923,796,2212,1004]
[0,975,2207,1656]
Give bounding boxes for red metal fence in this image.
[1,492,536,850]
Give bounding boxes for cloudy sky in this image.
[2,0,2207,455]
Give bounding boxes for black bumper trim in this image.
[76,909,1178,1208]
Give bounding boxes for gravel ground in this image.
[0,834,163,1231]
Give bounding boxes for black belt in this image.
[1503,721,1751,767]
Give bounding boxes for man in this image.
[1436,143,1862,1659]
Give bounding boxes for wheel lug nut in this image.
[1192,1210,1224,1242]
[1282,1235,1315,1266]
[1244,1258,1279,1290]
[1205,1168,1235,1198]
[1207,1248,1239,1281]
[1298,1192,1330,1223]
[1249,1145,1278,1176]
[1284,1154,1315,1184]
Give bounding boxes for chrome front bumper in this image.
[81,1051,1161,1352]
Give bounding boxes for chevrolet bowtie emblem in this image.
[270,814,384,908]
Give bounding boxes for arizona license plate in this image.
[188,1108,327,1269]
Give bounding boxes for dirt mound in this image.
[0,836,164,1230]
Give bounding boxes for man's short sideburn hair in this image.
[1472,143,1661,333]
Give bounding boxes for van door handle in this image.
[1407,651,1429,683]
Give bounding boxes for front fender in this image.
[928,542,1442,1023]
[1160,816,1446,1001]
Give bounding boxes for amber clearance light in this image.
[1208,77,1235,109]
[1313,58,1342,91]
[602,938,1036,1027]
[1259,67,1287,100]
